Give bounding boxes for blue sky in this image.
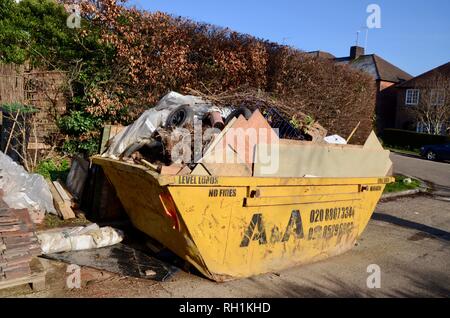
[128,0,450,76]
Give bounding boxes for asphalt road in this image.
[390,152,450,197]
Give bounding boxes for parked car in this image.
[420,143,450,161]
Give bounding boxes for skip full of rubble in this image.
[99,91,391,179]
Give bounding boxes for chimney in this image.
[350,46,365,60]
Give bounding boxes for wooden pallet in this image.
[0,258,46,291]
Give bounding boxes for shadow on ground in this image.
[245,267,450,297]
[372,212,450,242]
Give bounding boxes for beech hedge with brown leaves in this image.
[67,0,376,149]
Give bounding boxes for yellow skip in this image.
[93,156,393,282]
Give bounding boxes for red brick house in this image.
[309,46,413,133]
[394,62,450,135]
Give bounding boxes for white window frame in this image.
[405,89,420,106]
[430,89,445,106]
[416,122,446,135]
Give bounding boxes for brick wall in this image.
[23,70,67,148]
[376,80,397,132]
[395,88,417,130]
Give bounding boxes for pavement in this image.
[1,153,449,298]
[390,152,450,197]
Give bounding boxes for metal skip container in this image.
[92,149,393,282]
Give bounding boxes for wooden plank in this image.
[52,181,72,203]
[46,181,76,220]
[27,142,51,150]
[347,121,361,143]
[100,125,112,155]
[202,117,238,158]
[57,181,75,204]
[0,258,46,291]
[100,124,125,154]
[46,180,64,219]
[140,159,160,172]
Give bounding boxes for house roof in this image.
[335,54,413,83]
[306,51,336,60]
[396,61,450,88]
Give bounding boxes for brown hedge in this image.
[79,0,376,144]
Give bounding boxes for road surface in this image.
[391,153,450,197]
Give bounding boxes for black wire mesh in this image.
[263,107,306,140]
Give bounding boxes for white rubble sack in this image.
[324,134,347,145]
[37,224,124,254]
[0,151,56,223]
[102,91,214,159]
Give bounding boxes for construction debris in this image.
[201,109,278,164]
[0,195,42,283]
[47,180,76,220]
[43,242,178,282]
[99,91,392,179]
[102,92,222,160]
[37,224,124,255]
[0,151,56,224]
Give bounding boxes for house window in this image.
[405,89,420,106]
[430,89,445,106]
[416,122,426,133]
[416,122,447,135]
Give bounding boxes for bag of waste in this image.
[0,151,56,223]
[37,224,124,254]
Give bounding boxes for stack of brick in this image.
[0,194,41,281]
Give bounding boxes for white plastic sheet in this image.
[0,151,56,223]
[102,92,214,159]
[102,108,165,159]
[324,134,348,145]
[38,224,124,254]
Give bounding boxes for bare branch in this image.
[411,73,450,135]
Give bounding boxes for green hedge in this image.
[382,129,450,150]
